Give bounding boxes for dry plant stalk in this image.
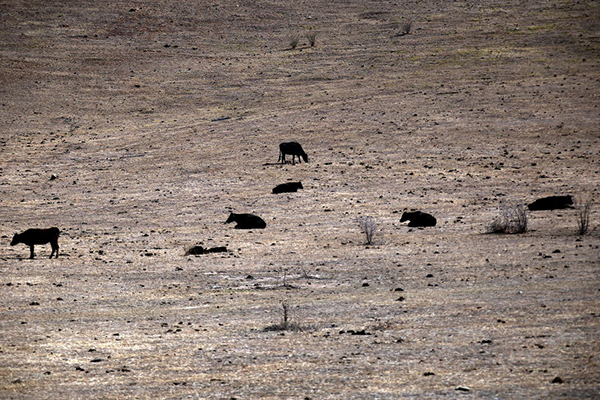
[488,204,528,234]
[289,34,299,49]
[357,216,378,245]
[264,301,303,332]
[281,301,290,329]
[400,21,413,35]
[576,197,593,235]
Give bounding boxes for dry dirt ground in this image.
[1,0,599,399]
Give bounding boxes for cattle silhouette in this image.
[186,245,228,255]
[278,142,308,164]
[272,181,303,194]
[400,211,437,227]
[11,227,60,259]
[527,195,574,211]
[225,213,266,229]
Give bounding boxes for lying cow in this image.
[279,142,308,164]
[11,227,60,259]
[186,246,228,255]
[272,181,303,194]
[527,195,574,211]
[225,213,266,229]
[400,211,437,227]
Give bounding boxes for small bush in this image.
[264,301,303,332]
[398,21,413,36]
[357,216,379,245]
[488,204,528,234]
[306,32,317,47]
[289,34,299,49]
[576,197,593,235]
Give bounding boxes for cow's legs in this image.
[50,242,59,258]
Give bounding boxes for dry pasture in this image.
[1,0,599,399]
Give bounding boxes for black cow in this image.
[186,246,229,255]
[528,195,574,211]
[400,211,437,227]
[225,213,267,229]
[279,142,308,164]
[11,227,60,259]
[272,181,304,194]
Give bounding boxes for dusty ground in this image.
[1,0,599,398]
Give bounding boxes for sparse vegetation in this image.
[278,267,296,288]
[576,197,593,235]
[488,204,528,234]
[264,301,303,332]
[306,32,317,47]
[397,20,413,36]
[357,216,379,245]
[289,34,300,49]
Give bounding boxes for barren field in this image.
[1,0,599,399]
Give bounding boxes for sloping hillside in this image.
[1,1,599,398]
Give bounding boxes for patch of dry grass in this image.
[576,196,593,235]
[488,204,528,234]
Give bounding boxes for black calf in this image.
[225,213,266,229]
[279,142,308,165]
[400,211,437,227]
[272,181,303,194]
[11,227,60,259]
[527,195,573,211]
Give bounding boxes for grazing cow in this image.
[11,227,60,259]
[272,181,304,194]
[400,211,437,227]
[528,195,574,211]
[279,142,308,164]
[225,213,266,229]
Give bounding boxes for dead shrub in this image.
[576,197,593,235]
[397,21,413,36]
[289,34,299,49]
[264,301,303,332]
[306,32,317,47]
[487,204,528,234]
[357,216,379,245]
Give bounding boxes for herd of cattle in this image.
[9,141,578,259]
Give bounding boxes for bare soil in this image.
[1,0,599,399]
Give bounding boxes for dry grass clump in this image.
[395,20,413,36]
[289,34,300,49]
[357,216,379,245]
[401,21,414,34]
[487,204,528,234]
[264,301,304,332]
[576,197,593,235]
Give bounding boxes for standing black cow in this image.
[225,213,267,229]
[272,181,304,194]
[11,227,60,259]
[400,211,437,227]
[279,142,308,165]
[527,195,573,211]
